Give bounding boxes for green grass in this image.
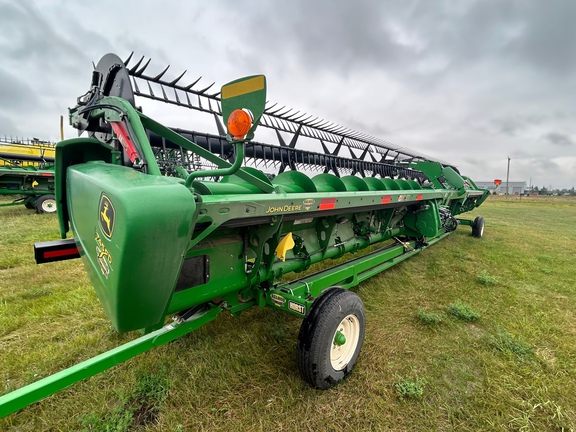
[79,365,171,431]
[1,195,576,431]
[394,373,426,399]
[416,309,443,326]
[447,300,481,322]
[490,330,534,361]
[476,269,500,286]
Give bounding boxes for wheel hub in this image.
[330,314,360,371]
[42,199,56,213]
[333,331,346,346]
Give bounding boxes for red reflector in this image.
[319,198,336,210]
[416,194,423,200]
[44,248,78,259]
[41,173,53,177]
[381,195,392,204]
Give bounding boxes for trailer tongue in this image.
[0,53,488,417]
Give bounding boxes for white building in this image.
[474,181,526,195]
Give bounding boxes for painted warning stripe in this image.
[319,197,337,210]
[381,195,392,204]
[221,75,265,99]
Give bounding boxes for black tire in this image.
[35,194,57,214]
[472,216,485,238]
[297,288,366,389]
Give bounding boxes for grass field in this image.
[1,195,575,431]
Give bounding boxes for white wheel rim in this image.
[42,199,56,213]
[330,314,360,371]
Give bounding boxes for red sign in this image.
[319,198,336,210]
[494,179,502,186]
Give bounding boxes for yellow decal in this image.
[289,301,306,315]
[221,75,265,99]
[99,194,115,238]
[94,232,112,278]
[31,180,38,188]
[270,293,286,308]
[265,204,302,214]
[303,198,315,210]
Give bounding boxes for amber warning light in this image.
[227,109,253,140]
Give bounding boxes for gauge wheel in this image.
[297,288,366,389]
[35,194,57,214]
[471,216,485,238]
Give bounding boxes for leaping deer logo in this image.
[99,196,115,238]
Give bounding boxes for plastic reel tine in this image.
[135,58,151,76]
[277,107,294,118]
[265,102,278,113]
[128,56,145,74]
[197,82,215,94]
[267,105,286,116]
[170,70,187,86]
[153,65,170,82]
[123,52,134,66]
[285,110,301,121]
[184,76,202,91]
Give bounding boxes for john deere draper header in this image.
[0,53,489,417]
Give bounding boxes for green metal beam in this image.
[266,231,453,317]
[0,306,221,419]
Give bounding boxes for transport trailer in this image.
[0,53,488,417]
[0,136,55,168]
[0,165,56,213]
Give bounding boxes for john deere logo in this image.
[270,293,286,308]
[99,194,115,239]
[303,198,315,210]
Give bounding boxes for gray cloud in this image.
[0,69,39,110]
[0,0,575,188]
[0,2,87,71]
[542,132,574,147]
[245,1,413,75]
[508,1,576,74]
[0,114,20,136]
[491,115,545,136]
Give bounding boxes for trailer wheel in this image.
[471,216,484,238]
[35,195,57,214]
[297,288,365,389]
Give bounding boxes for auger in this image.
[0,53,488,417]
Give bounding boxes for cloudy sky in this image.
[1,0,575,189]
